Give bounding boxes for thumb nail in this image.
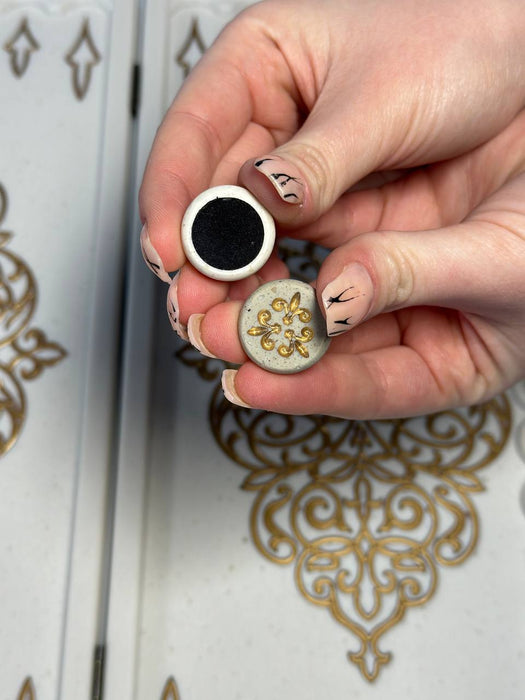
[321,263,373,336]
[254,156,304,205]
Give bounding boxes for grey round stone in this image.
[238,279,331,374]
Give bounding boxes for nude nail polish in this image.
[254,156,304,205]
[140,225,172,284]
[166,273,189,340]
[221,369,253,409]
[187,314,218,359]
[321,263,373,336]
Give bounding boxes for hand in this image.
[139,0,525,418]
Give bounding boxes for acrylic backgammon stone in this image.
[181,185,275,281]
[238,279,331,374]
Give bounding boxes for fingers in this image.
[234,2,525,233]
[279,109,525,249]
[317,172,525,338]
[238,103,381,228]
[168,248,289,339]
[221,339,467,420]
[221,349,433,419]
[220,304,512,419]
[139,72,250,272]
[139,11,297,273]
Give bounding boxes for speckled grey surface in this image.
[238,279,331,374]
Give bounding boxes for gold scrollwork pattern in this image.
[3,18,40,77]
[176,338,512,682]
[175,18,207,78]
[3,14,102,98]
[209,385,510,680]
[0,183,67,457]
[161,676,181,700]
[64,18,102,100]
[16,677,36,700]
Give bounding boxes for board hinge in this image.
[91,644,106,700]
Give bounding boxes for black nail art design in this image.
[255,158,303,202]
[325,286,362,308]
[328,317,354,336]
[168,299,177,325]
[145,256,161,275]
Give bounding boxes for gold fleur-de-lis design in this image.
[247,309,281,351]
[247,292,314,358]
[272,292,311,325]
[279,326,314,358]
[4,18,40,78]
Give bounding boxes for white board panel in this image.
[0,0,137,697]
[109,2,525,699]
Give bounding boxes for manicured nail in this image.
[321,263,373,336]
[254,156,304,205]
[187,314,218,359]
[140,225,172,284]
[221,369,253,409]
[166,273,189,340]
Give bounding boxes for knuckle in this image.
[378,234,416,310]
[357,231,416,312]
[290,140,335,210]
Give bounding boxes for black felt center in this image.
[191,197,265,270]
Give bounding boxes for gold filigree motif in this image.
[16,677,35,700]
[247,292,314,359]
[177,241,512,681]
[4,18,40,77]
[208,388,510,680]
[176,342,222,382]
[177,337,511,682]
[176,18,207,78]
[161,676,181,700]
[0,183,67,457]
[64,18,101,100]
[247,309,281,351]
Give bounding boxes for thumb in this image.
[316,222,522,337]
[238,104,380,227]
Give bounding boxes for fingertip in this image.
[140,225,173,284]
[166,273,189,340]
[197,300,247,364]
[139,170,192,274]
[239,156,309,227]
[222,369,254,409]
[317,249,375,338]
[187,314,218,359]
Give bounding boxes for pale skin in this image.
[139,0,525,419]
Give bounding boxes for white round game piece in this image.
[181,185,275,281]
[238,279,331,374]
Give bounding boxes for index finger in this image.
[138,13,295,272]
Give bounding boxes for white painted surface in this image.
[2,1,525,699]
[0,0,136,697]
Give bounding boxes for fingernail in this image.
[140,225,172,284]
[221,369,253,409]
[254,156,304,205]
[187,314,218,359]
[321,263,373,336]
[166,273,189,340]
